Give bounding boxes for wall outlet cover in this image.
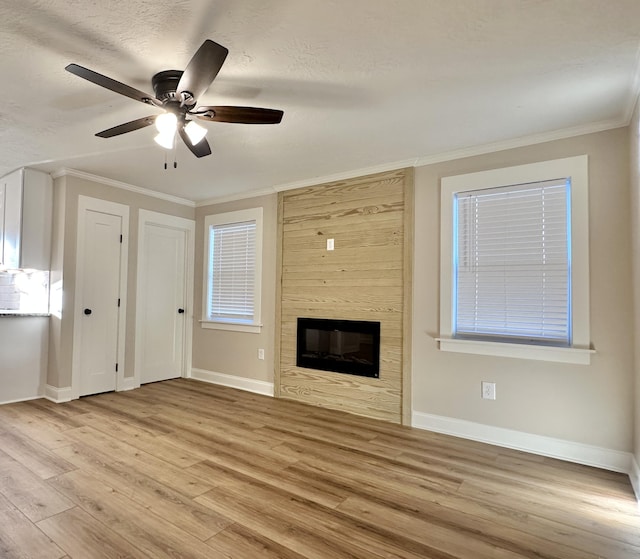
[481,381,496,400]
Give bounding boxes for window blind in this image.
[454,178,571,345]
[207,220,256,323]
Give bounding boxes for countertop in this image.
[0,312,50,317]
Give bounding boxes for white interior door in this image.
[78,209,123,396]
[136,211,194,385]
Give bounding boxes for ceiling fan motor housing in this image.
[152,70,187,104]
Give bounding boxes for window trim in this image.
[201,207,263,333]
[439,155,593,364]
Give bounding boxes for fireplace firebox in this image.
[296,318,380,378]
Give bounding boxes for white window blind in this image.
[207,220,256,323]
[454,178,571,345]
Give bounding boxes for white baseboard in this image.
[412,411,633,475]
[119,376,139,392]
[190,368,274,397]
[44,385,73,403]
[630,455,640,505]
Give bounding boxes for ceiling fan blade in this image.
[95,116,157,138]
[176,40,229,104]
[196,106,284,124]
[66,63,158,106]
[178,126,212,158]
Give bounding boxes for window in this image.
[439,156,593,364]
[202,208,263,333]
[455,179,570,344]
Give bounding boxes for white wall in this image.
[192,194,277,390]
[0,317,48,403]
[189,128,636,473]
[628,98,640,494]
[47,173,195,391]
[412,128,634,462]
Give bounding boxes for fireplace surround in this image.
[296,317,380,378]
[276,168,413,424]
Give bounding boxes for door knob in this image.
[84,308,92,315]
[178,308,185,314]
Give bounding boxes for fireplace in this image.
[296,318,380,378]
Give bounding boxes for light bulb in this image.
[184,121,207,145]
[154,132,174,149]
[155,112,177,134]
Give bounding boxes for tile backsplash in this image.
[0,270,49,313]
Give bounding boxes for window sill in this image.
[200,320,262,334]
[436,337,594,364]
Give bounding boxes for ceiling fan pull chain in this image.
[173,137,177,168]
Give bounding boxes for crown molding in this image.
[414,117,628,167]
[272,157,421,193]
[51,115,631,209]
[194,117,629,208]
[196,186,276,208]
[623,41,640,126]
[51,168,195,207]
[194,158,421,206]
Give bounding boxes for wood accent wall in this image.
[275,169,413,424]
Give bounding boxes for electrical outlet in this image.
[327,238,334,251]
[481,381,496,400]
[258,348,265,360]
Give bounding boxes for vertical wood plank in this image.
[276,169,412,423]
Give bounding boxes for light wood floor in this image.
[0,379,638,559]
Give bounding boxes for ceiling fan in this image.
[65,39,284,158]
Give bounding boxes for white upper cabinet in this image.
[0,182,5,261]
[0,169,53,270]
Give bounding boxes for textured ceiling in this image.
[2,0,640,202]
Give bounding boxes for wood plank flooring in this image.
[0,378,638,559]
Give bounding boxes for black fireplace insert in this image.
[296,317,380,378]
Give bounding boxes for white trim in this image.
[51,168,195,207]
[72,196,129,400]
[199,320,262,333]
[202,208,263,331]
[135,210,195,388]
[436,338,595,365]
[45,120,627,211]
[439,155,591,362]
[415,119,625,168]
[412,411,632,474]
[44,384,72,403]
[272,158,421,194]
[190,368,274,396]
[195,120,627,207]
[630,455,640,505]
[119,376,139,392]
[196,187,276,208]
[623,40,640,125]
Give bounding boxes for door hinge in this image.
[117,298,120,307]
[119,234,123,243]
[115,363,118,372]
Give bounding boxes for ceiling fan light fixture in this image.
[154,112,178,149]
[184,120,207,145]
[154,131,175,149]
[155,112,178,134]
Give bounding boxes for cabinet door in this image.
[0,182,5,265]
[3,170,23,269]
[21,169,53,269]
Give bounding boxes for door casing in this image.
[71,196,129,399]
[134,210,195,388]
